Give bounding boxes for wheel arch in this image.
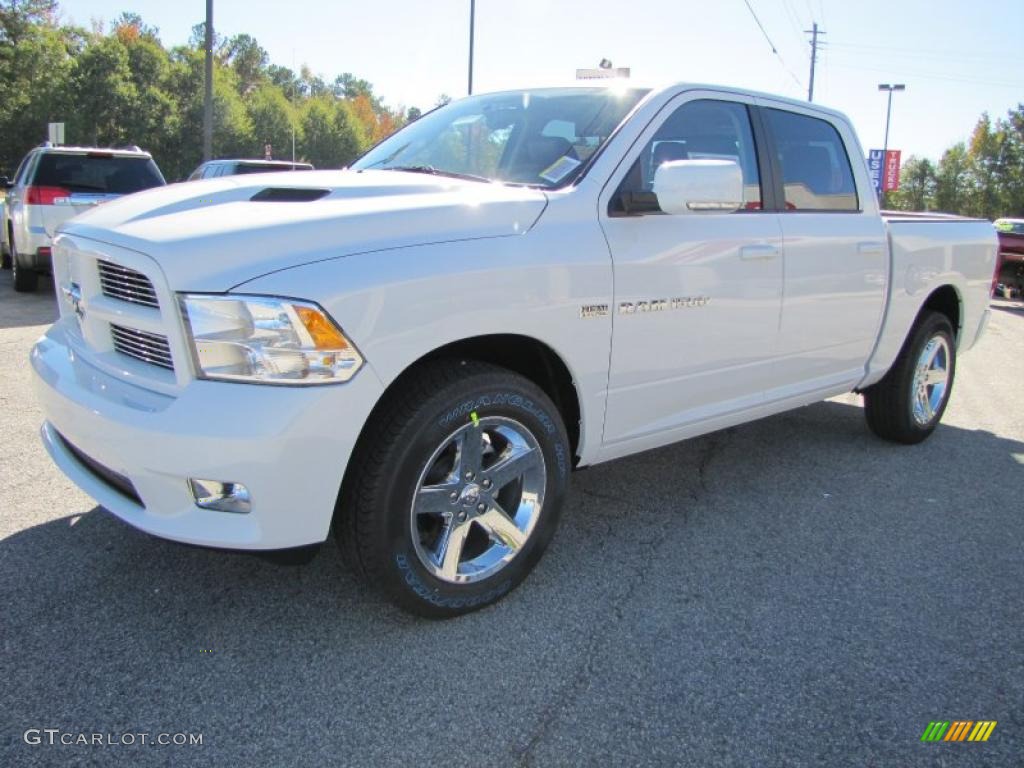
[367,333,583,464]
[920,284,962,344]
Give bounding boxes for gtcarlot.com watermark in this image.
[24,729,203,747]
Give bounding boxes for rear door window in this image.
[764,109,859,211]
[33,154,165,194]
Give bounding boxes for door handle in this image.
[858,242,885,255]
[739,244,779,261]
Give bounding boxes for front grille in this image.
[110,324,174,370]
[97,259,159,308]
[59,432,145,508]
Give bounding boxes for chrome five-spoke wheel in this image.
[411,416,546,584]
[911,335,950,426]
[863,311,956,444]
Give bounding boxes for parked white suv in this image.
[2,145,165,292]
[31,84,997,617]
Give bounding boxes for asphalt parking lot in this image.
[1,269,1021,767]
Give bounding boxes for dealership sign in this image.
[868,149,902,195]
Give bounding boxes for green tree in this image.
[0,1,78,172]
[247,83,296,160]
[890,156,936,212]
[67,35,137,146]
[299,97,366,168]
[224,33,267,95]
[933,143,971,214]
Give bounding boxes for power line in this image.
[742,0,780,53]
[781,0,809,54]
[826,41,1020,64]
[741,0,805,92]
[828,60,1021,89]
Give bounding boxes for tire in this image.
[1,234,9,270]
[10,237,37,292]
[863,311,956,444]
[335,359,571,618]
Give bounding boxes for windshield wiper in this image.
[381,165,492,184]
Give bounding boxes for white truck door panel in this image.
[758,104,889,393]
[599,95,785,445]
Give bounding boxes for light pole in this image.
[467,0,475,95]
[878,83,905,205]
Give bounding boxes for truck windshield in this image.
[352,87,649,188]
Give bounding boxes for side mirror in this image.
[653,159,743,215]
[0,176,11,189]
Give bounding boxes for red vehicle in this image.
[995,218,1024,297]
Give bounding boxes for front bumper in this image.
[32,324,384,550]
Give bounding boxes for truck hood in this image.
[60,169,548,291]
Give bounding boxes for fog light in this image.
[189,478,251,514]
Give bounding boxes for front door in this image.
[599,94,785,449]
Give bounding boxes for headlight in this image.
[179,294,363,384]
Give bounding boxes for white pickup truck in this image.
[32,84,996,617]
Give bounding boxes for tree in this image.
[0,0,58,45]
[67,35,136,146]
[299,97,366,168]
[0,1,77,172]
[933,143,971,214]
[890,157,936,212]
[247,84,295,160]
[224,33,266,95]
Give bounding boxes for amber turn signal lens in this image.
[295,306,350,350]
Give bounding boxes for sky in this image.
[62,0,1023,162]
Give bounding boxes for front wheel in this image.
[863,311,956,444]
[335,360,570,618]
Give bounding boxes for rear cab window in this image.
[33,153,165,195]
[764,109,859,211]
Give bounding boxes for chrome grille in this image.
[110,324,174,370]
[97,259,159,308]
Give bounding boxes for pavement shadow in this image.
[990,301,1024,316]
[2,398,1022,766]
[0,270,58,330]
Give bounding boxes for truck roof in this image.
[33,145,153,158]
[476,81,854,127]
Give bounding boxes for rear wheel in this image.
[10,236,37,292]
[336,360,570,618]
[863,311,956,444]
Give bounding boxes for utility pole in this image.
[467,0,475,95]
[805,22,824,102]
[291,48,296,162]
[203,0,213,162]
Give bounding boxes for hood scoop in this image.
[250,188,331,203]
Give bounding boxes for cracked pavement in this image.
[1,271,1022,767]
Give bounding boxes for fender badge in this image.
[580,304,610,319]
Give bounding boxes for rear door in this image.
[598,92,785,448]
[757,101,888,394]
